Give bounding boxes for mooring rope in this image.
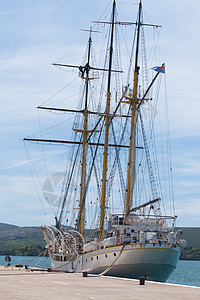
[31,249,48,268]
[15,242,126,273]
[98,243,127,276]
[9,249,47,267]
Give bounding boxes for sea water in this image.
[0,255,51,269]
[166,260,200,287]
[0,256,199,287]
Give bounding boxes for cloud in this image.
[0,149,67,171]
[175,197,200,227]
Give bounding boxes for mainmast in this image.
[77,31,92,235]
[99,0,116,239]
[125,0,142,215]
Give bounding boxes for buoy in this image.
[126,216,133,225]
[158,218,164,226]
[179,239,187,248]
[117,237,122,245]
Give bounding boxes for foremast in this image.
[99,0,116,240]
[125,0,142,215]
[24,31,95,235]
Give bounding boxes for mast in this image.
[125,0,142,215]
[77,29,92,235]
[99,0,116,239]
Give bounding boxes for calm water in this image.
[0,255,51,269]
[166,260,200,287]
[0,256,199,287]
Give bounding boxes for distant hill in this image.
[0,223,19,231]
[0,223,45,256]
[177,227,200,249]
[0,223,199,257]
[0,223,43,240]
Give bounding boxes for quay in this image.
[0,266,200,299]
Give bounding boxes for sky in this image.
[0,0,200,227]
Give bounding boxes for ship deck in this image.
[0,266,199,299]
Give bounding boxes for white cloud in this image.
[176,198,200,227]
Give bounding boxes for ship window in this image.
[119,218,123,225]
[131,229,135,233]
[153,243,155,246]
[113,253,116,257]
[105,254,107,258]
[91,257,93,261]
[86,259,87,262]
[97,256,98,260]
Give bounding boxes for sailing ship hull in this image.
[50,243,180,282]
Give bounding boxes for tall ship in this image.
[24,0,186,282]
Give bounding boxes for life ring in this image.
[158,218,164,226]
[117,237,122,245]
[126,216,133,225]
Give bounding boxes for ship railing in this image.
[117,232,169,246]
[111,214,176,227]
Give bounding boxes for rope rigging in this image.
[139,110,159,201]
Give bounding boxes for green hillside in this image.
[177,227,200,249]
[0,223,46,256]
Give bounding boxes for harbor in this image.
[1,0,200,296]
[0,266,200,299]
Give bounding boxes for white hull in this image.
[50,243,180,282]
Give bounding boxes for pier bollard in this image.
[139,276,145,285]
[82,272,88,277]
[15,264,23,269]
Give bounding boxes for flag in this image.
[151,64,165,74]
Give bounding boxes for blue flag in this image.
[152,64,165,74]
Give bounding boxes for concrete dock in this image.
[0,266,200,299]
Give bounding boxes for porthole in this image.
[114,253,116,257]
